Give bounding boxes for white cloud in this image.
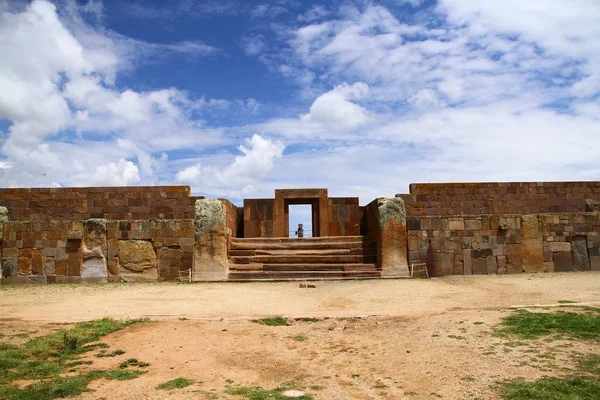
[0,0,224,188]
[91,159,141,186]
[302,82,370,130]
[176,134,285,196]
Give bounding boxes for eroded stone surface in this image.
[521,215,544,273]
[118,240,157,282]
[377,197,409,278]
[193,199,228,281]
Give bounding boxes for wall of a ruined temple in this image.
[407,213,600,277]
[1,219,195,284]
[0,186,200,221]
[403,182,600,216]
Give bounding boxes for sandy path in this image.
[1,272,599,322]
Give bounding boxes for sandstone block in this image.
[377,198,409,277]
[464,219,482,231]
[118,240,158,282]
[194,199,228,281]
[31,250,44,275]
[548,241,571,252]
[521,215,544,272]
[554,251,573,272]
[45,258,55,275]
[472,258,487,274]
[463,249,472,275]
[449,220,464,231]
[591,256,600,271]
[572,238,590,271]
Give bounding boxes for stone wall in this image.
[327,197,361,236]
[406,213,600,277]
[220,199,242,238]
[243,199,275,238]
[0,186,200,221]
[403,182,600,216]
[1,219,194,283]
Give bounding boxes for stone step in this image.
[228,248,375,257]
[229,254,374,264]
[229,240,371,251]
[228,270,381,281]
[228,263,378,272]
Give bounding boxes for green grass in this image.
[250,317,289,326]
[578,354,600,375]
[156,378,194,390]
[102,369,146,381]
[557,300,578,304]
[95,349,125,357]
[299,318,319,323]
[0,318,150,400]
[293,335,308,342]
[498,376,600,400]
[0,376,88,400]
[118,358,150,368]
[494,309,600,340]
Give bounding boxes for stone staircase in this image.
[227,236,380,281]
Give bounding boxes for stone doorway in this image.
[274,189,329,237]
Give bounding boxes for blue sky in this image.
[0,0,599,217]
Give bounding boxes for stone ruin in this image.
[0,182,599,283]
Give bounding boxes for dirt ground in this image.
[1,272,600,399]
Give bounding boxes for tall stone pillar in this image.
[0,207,8,278]
[193,199,228,281]
[366,198,409,277]
[521,214,544,272]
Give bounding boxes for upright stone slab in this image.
[81,219,108,283]
[0,207,8,279]
[521,214,544,272]
[376,197,409,278]
[194,199,228,281]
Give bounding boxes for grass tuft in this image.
[251,317,289,326]
[156,378,194,390]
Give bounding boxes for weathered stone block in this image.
[453,261,463,275]
[499,217,519,230]
[118,240,157,282]
[571,237,590,271]
[442,253,454,276]
[521,215,544,272]
[464,219,482,231]
[31,250,44,275]
[486,255,497,274]
[591,255,600,271]
[449,220,465,231]
[472,258,488,274]
[194,199,229,281]
[463,249,472,275]
[544,261,554,272]
[374,198,409,278]
[554,251,573,272]
[55,259,68,276]
[45,258,55,275]
[548,241,571,252]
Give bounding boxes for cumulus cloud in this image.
[0,0,222,188]
[176,134,285,196]
[302,82,370,129]
[91,159,141,186]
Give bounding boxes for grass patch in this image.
[0,318,150,400]
[578,354,600,375]
[293,335,308,342]
[498,376,600,400]
[251,317,289,326]
[119,358,150,368]
[558,300,578,304]
[0,375,88,399]
[95,349,125,358]
[102,369,146,381]
[494,309,600,340]
[156,378,194,390]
